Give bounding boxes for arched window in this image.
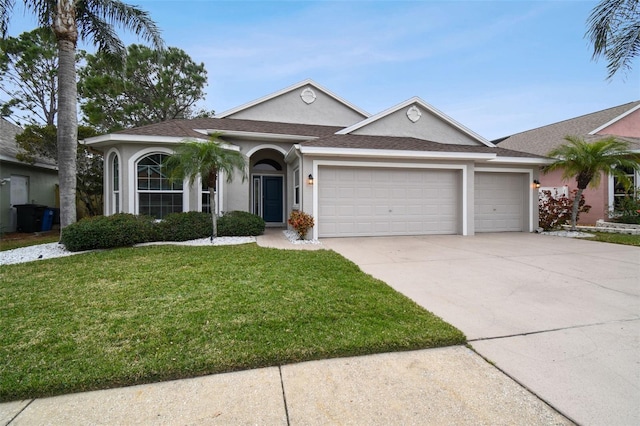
[111,153,120,214]
[136,153,183,219]
[253,159,282,171]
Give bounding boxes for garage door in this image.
[474,172,524,232]
[318,167,459,237]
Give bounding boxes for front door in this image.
[263,176,283,223]
[253,175,284,223]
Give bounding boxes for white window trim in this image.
[293,166,300,208]
[129,148,188,216]
[196,171,224,215]
[608,169,640,215]
[104,148,121,216]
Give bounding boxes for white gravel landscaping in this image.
[0,236,256,266]
[283,230,322,245]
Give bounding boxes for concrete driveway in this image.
[323,233,640,426]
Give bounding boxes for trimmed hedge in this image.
[60,211,264,252]
[218,211,265,236]
[60,214,155,252]
[155,212,213,241]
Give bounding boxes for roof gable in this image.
[215,79,369,127]
[497,101,640,156]
[591,103,640,138]
[337,97,494,147]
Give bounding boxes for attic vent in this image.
[300,87,316,104]
[407,105,422,123]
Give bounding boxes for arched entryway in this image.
[249,148,286,224]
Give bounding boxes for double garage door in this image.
[317,167,526,237]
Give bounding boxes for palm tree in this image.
[544,135,640,230]
[586,0,640,80]
[1,1,162,229]
[164,135,247,239]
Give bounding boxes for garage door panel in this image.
[318,166,459,237]
[474,173,525,233]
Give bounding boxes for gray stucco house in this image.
[0,118,58,233]
[84,79,546,239]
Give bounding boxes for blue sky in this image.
[7,0,639,140]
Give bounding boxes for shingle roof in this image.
[497,101,640,156]
[112,117,541,158]
[302,134,542,158]
[114,118,342,139]
[0,119,57,167]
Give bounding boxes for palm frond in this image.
[544,135,640,189]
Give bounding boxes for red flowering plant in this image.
[288,210,315,240]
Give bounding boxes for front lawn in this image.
[584,232,640,246]
[0,244,465,401]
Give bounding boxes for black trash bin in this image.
[15,204,47,233]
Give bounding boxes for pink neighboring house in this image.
[497,102,640,225]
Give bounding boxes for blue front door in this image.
[263,176,283,223]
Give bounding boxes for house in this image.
[84,79,547,239]
[497,102,640,225]
[0,118,59,233]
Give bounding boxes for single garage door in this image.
[474,172,525,232]
[318,166,459,237]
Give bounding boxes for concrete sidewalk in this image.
[1,346,571,425]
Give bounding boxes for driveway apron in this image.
[323,233,640,426]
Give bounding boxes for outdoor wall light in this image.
[533,179,541,188]
[308,174,314,185]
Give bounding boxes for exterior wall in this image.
[597,109,640,138]
[351,107,481,146]
[0,161,58,232]
[227,86,365,126]
[539,168,607,225]
[296,154,539,239]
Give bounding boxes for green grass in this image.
[0,232,60,251]
[0,244,465,401]
[584,232,640,246]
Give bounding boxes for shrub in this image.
[60,214,155,252]
[217,211,265,236]
[155,212,213,241]
[538,189,591,230]
[611,194,640,224]
[288,210,314,240]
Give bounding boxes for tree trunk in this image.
[209,187,217,239]
[54,1,79,229]
[56,39,78,229]
[570,187,584,231]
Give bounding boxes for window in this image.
[613,166,638,210]
[111,153,120,214]
[137,153,183,219]
[253,159,282,171]
[201,180,211,213]
[294,167,300,205]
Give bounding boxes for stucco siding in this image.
[0,162,58,232]
[226,87,365,127]
[539,169,608,225]
[350,107,482,146]
[597,109,640,138]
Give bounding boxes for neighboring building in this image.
[497,102,640,225]
[0,118,59,233]
[85,79,547,239]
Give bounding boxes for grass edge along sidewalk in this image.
[0,243,465,402]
